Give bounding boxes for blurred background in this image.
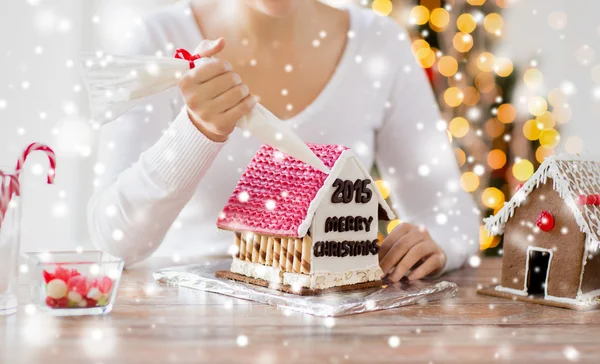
[0,0,598,257]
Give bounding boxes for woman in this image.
[88,0,479,281]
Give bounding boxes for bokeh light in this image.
[528,96,548,116]
[416,47,436,68]
[375,180,391,200]
[487,149,507,169]
[482,187,505,209]
[483,13,503,34]
[497,103,516,123]
[553,104,573,124]
[449,117,470,138]
[371,0,393,16]
[494,57,513,77]
[535,146,555,163]
[476,52,496,72]
[462,87,480,106]
[455,148,467,167]
[480,225,500,250]
[430,8,449,30]
[523,119,542,140]
[460,172,480,192]
[524,68,544,89]
[453,32,474,52]
[548,88,566,107]
[411,39,430,53]
[539,129,560,148]
[387,219,402,234]
[437,56,458,77]
[444,87,464,107]
[410,5,429,25]
[512,159,534,181]
[457,13,477,33]
[468,0,486,5]
[536,111,555,130]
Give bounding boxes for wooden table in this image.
[2,257,600,363]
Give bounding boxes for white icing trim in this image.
[580,288,600,300]
[230,259,382,290]
[544,294,586,306]
[495,285,528,296]
[282,272,310,288]
[230,259,283,284]
[296,150,395,237]
[307,264,382,290]
[494,285,596,306]
[577,243,588,298]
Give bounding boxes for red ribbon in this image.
[175,48,201,69]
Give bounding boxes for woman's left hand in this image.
[379,222,446,282]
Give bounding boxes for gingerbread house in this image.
[481,156,600,310]
[215,143,395,294]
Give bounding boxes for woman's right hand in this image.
[179,38,258,142]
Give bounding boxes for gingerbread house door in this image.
[525,247,553,297]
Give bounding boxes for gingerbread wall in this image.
[581,249,600,294]
[501,179,586,299]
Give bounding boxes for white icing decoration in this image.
[282,272,310,288]
[310,156,381,273]
[230,259,382,290]
[296,149,395,238]
[285,264,382,289]
[230,259,283,284]
[495,285,528,296]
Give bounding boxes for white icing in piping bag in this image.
[238,104,329,173]
[81,51,330,174]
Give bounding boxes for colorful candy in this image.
[43,266,113,309]
[46,279,67,299]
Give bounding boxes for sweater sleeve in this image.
[87,19,224,266]
[375,27,480,274]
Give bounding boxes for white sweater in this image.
[88,1,480,273]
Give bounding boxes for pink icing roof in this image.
[216,143,349,237]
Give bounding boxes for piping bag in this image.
[81,49,330,173]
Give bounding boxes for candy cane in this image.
[4,174,20,197]
[15,143,56,184]
[0,172,20,226]
[0,172,9,228]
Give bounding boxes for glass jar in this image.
[0,172,21,316]
[24,251,124,316]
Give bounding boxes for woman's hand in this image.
[379,222,446,282]
[179,38,258,142]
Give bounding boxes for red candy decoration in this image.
[515,183,524,192]
[587,195,597,205]
[54,266,71,282]
[577,195,587,205]
[98,276,113,294]
[536,211,555,232]
[45,296,57,308]
[43,270,55,284]
[56,297,69,308]
[67,275,89,295]
[86,298,98,308]
[595,194,600,206]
